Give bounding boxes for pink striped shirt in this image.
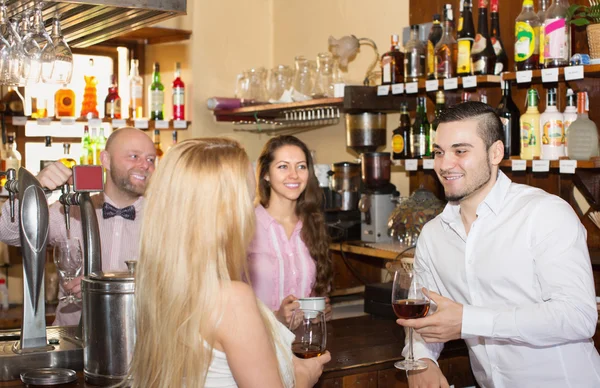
[247,205,316,311]
[0,193,144,325]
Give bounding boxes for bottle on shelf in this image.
[471,0,497,75]
[538,0,549,68]
[462,91,472,102]
[540,88,565,160]
[427,14,443,80]
[95,128,106,164]
[81,58,99,119]
[543,0,570,68]
[514,0,540,71]
[59,143,77,169]
[149,62,164,121]
[381,34,404,85]
[566,92,600,160]
[0,133,21,186]
[411,97,430,158]
[153,129,164,163]
[435,4,457,80]
[392,102,412,160]
[105,74,122,119]
[563,88,577,155]
[490,0,508,75]
[0,87,24,116]
[129,59,143,119]
[496,81,521,159]
[172,62,185,121]
[457,0,465,36]
[167,131,178,153]
[431,90,446,154]
[90,127,98,165]
[80,126,92,165]
[404,25,426,82]
[520,88,541,160]
[55,85,76,118]
[457,0,475,76]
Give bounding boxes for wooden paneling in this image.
[331,250,384,291]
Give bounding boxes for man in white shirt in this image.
[397,102,600,388]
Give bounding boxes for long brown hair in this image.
[256,135,332,296]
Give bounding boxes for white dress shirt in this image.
[407,171,600,388]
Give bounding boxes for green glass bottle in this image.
[80,126,91,165]
[149,62,164,120]
[411,97,430,158]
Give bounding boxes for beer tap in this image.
[59,183,72,231]
[4,168,17,222]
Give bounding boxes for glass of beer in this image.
[392,268,430,371]
[289,309,327,359]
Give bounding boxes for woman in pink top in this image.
[248,136,332,325]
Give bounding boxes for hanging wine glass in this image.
[22,2,55,84]
[48,13,71,84]
[19,10,38,84]
[0,0,12,84]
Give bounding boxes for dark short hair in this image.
[435,101,505,149]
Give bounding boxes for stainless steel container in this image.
[82,263,136,386]
[330,162,361,211]
[345,112,387,155]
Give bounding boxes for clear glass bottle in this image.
[95,128,106,165]
[544,0,570,68]
[540,88,565,160]
[80,126,91,165]
[562,88,577,156]
[538,0,549,67]
[292,56,313,100]
[149,62,164,120]
[566,92,600,160]
[404,25,426,82]
[520,88,541,160]
[435,5,457,79]
[427,15,443,80]
[312,52,335,98]
[515,0,540,71]
[129,59,143,119]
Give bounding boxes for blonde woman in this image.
[127,138,330,388]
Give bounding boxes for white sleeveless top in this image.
[204,301,295,388]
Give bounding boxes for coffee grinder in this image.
[322,161,362,241]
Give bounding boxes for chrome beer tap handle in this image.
[59,183,72,231]
[4,168,18,222]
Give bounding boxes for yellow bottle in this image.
[520,88,541,160]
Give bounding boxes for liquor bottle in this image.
[404,25,426,82]
[515,0,540,71]
[90,127,98,165]
[381,34,404,85]
[520,88,541,160]
[129,59,143,119]
[55,85,76,118]
[540,88,565,160]
[59,143,77,169]
[0,87,24,116]
[149,62,164,120]
[167,131,178,153]
[566,92,600,160]
[457,0,475,76]
[427,15,443,80]
[105,74,122,119]
[538,0,549,68]
[457,0,465,34]
[81,58,99,119]
[471,0,496,75]
[392,103,411,160]
[411,97,430,158]
[95,128,106,165]
[172,62,185,120]
[462,91,472,102]
[80,126,92,165]
[563,88,577,155]
[0,134,20,186]
[431,91,446,154]
[435,5,457,79]
[496,81,521,158]
[153,129,164,163]
[490,0,508,74]
[544,0,570,68]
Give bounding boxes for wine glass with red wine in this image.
[289,309,327,359]
[392,268,430,371]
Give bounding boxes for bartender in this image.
[0,127,156,325]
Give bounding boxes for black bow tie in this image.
[102,202,136,221]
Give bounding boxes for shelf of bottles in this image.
[392,157,600,171]
[3,116,190,131]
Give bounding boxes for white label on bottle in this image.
[112,119,126,128]
[405,159,418,171]
[516,70,533,84]
[462,76,477,89]
[173,89,185,106]
[532,160,550,172]
[132,84,143,99]
[37,118,52,125]
[88,119,102,127]
[134,119,149,129]
[383,63,391,84]
[541,68,559,83]
[12,116,26,126]
[545,18,567,60]
[443,78,458,90]
[564,66,584,81]
[426,80,438,92]
[423,159,435,169]
[60,117,75,125]
[511,160,527,171]
[391,83,404,94]
[155,120,169,129]
[406,82,419,94]
[150,90,164,111]
[377,85,390,96]
[559,160,577,174]
[173,120,187,129]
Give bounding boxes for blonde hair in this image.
[127,138,282,387]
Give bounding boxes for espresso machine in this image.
[323,161,362,241]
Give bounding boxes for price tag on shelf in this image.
[112,119,126,128]
[405,159,419,171]
[541,68,559,83]
[425,79,438,92]
[173,120,188,129]
[406,82,419,94]
[155,120,169,129]
[511,159,527,171]
[12,116,27,126]
[377,85,390,96]
[443,78,458,90]
[564,65,584,81]
[423,159,435,170]
[37,118,52,126]
[134,119,149,129]
[59,117,75,125]
[559,160,577,174]
[462,76,478,89]
[516,70,533,84]
[532,160,550,172]
[391,83,404,94]
[87,118,102,127]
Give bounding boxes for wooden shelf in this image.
[392,157,600,169]
[502,64,600,83]
[3,117,190,131]
[329,241,414,261]
[102,27,192,46]
[213,97,343,121]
